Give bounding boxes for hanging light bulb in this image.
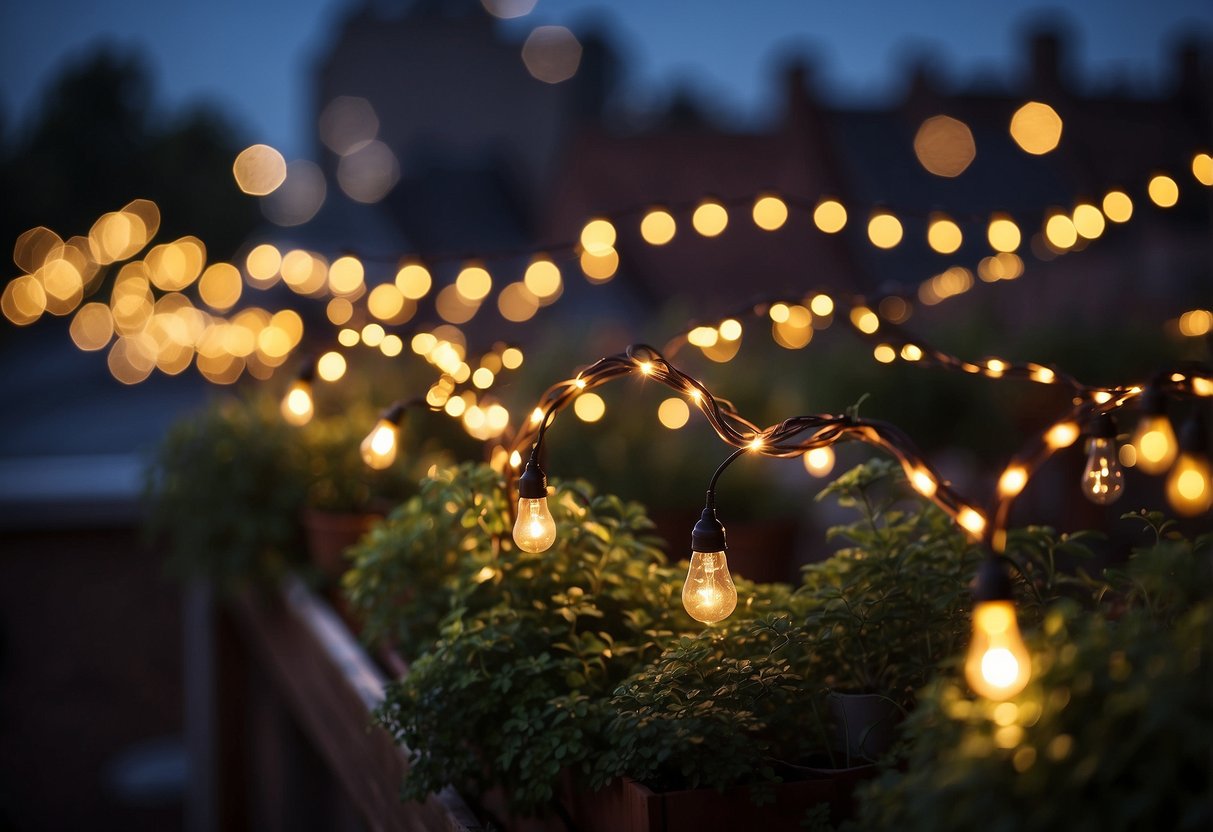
[360,402,406,470]
[682,504,737,624]
[280,362,316,426]
[513,457,556,552]
[1131,387,1177,475]
[965,559,1031,700]
[1081,413,1124,505]
[1166,417,1212,516]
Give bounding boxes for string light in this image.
[360,401,412,470]
[280,360,316,426]
[1081,414,1124,505]
[1131,387,1178,475]
[1166,416,1212,516]
[966,559,1032,700]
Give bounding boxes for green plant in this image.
[796,459,981,707]
[373,463,692,816]
[848,518,1212,832]
[144,394,308,590]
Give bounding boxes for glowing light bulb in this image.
[360,419,399,469]
[513,497,556,552]
[802,446,835,477]
[280,379,314,426]
[1166,452,1212,516]
[682,551,737,624]
[1132,414,1177,475]
[1082,434,1124,505]
[966,600,1031,700]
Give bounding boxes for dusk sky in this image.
[2,0,1211,158]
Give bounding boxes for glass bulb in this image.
[682,551,737,624]
[280,380,314,426]
[965,600,1031,700]
[513,497,556,553]
[1132,414,1177,475]
[1165,452,1212,516]
[360,419,399,469]
[1081,436,1124,505]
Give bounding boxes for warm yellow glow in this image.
[502,347,524,369]
[1148,175,1179,208]
[509,450,523,468]
[749,437,764,451]
[317,351,347,382]
[1132,414,1177,475]
[472,367,495,389]
[867,212,903,249]
[803,446,835,478]
[395,263,432,300]
[1045,422,1080,449]
[497,282,539,322]
[444,396,467,418]
[769,303,790,323]
[1082,437,1124,505]
[233,144,287,196]
[873,344,896,363]
[687,326,718,349]
[281,250,328,296]
[998,466,1028,497]
[1071,203,1105,239]
[1179,309,1213,337]
[513,496,557,552]
[850,307,880,334]
[986,359,1007,377]
[325,297,352,326]
[901,344,923,361]
[329,256,365,296]
[281,380,314,426]
[752,195,788,231]
[958,508,986,536]
[640,209,676,245]
[580,218,616,256]
[692,201,728,237]
[809,294,834,317]
[456,265,492,302]
[1193,377,1213,397]
[580,248,619,282]
[966,600,1032,699]
[69,303,115,351]
[524,258,562,300]
[1101,190,1133,223]
[813,200,847,233]
[1044,214,1077,249]
[682,551,737,624]
[1193,153,1213,186]
[927,214,963,254]
[1119,442,1137,468]
[367,283,406,321]
[1010,102,1062,155]
[245,244,282,286]
[361,323,385,347]
[194,263,240,311]
[521,25,582,84]
[361,419,399,469]
[574,392,605,422]
[1166,453,1212,516]
[658,397,690,429]
[1030,366,1056,384]
[771,304,813,349]
[435,285,479,324]
[909,468,937,498]
[913,115,976,177]
[716,318,742,342]
[338,328,360,348]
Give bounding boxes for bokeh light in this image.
[658,397,690,429]
[752,195,788,231]
[317,351,347,382]
[198,263,242,311]
[395,262,432,300]
[497,282,540,322]
[640,209,676,245]
[574,392,605,422]
[692,200,728,237]
[523,257,562,303]
[521,26,582,84]
[1102,190,1133,223]
[927,214,963,254]
[867,212,903,249]
[337,140,400,203]
[913,115,976,177]
[1010,102,1063,154]
[1147,175,1179,207]
[455,265,493,302]
[232,144,287,196]
[581,219,617,256]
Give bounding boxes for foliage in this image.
[373,463,693,816]
[144,394,307,590]
[796,460,982,706]
[847,517,1212,832]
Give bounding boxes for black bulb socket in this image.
[383,402,408,426]
[1088,412,1118,440]
[296,359,316,383]
[691,505,727,554]
[973,557,1014,603]
[517,458,548,499]
[1140,386,1166,417]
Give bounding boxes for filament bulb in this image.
[1132,414,1177,475]
[360,419,399,469]
[513,497,556,553]
[1166,452,1212,516]
[280,380,314,426]
[682,551,737,624]
[1082,436,1124,504]
[965,600,1031,700]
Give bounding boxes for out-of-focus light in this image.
[13,226,63,274]
[752,195,788,231]
[260,160,326,227]
[1148,175,1179,208]
[813,199,847,233]
[1102,190,1133,223]
[481,0,537,18]
[338,328,360,347]
[326,298,353,327]
[658,397,690,429]
[337,140,399,203]
[522,26,582,84]
[361,323,385,347]
[901,343,923,361]
[367,283,406,321]
[88,210,150,264]
[927,214,963,254]
[233,144,287,196]
[69,302,115,351]
[771,304,813,349]
[987,215,1021,252]
[580,248,619,282]
[456,265,492,302]
[472,367,495,389]
[850,306,880,334]
[1046,422,1080,450]
[957,507,986,537]
[1072,203,1105,239]
[802,446,835,478]
[1044,214,1077,250]
[873,344,896,363]
[640,209,676,245]
[146,238,206,292]
[280,249,328,296]
[913,115,976,177]
[1192,153,1213,187]
[810,294,834,316]
[998,465,1028,498]
[497,282,539,322]
[718,318,742,341]
[879,295,910,323]
[501,347,523,369]
[198,263,242,311]
[380,334,403,357]
[1178,309,1212,337]
[692,200,728,237]
[317,351,346,382]
[867,212,903,249]
[328,256,365,296]
[319,96,379,156]
[580,218,616,256]
[524,257,562,301]
[1010,101,1063,154]
[435,284,480,324]
[395,262,432,300]
[574,392,605,422]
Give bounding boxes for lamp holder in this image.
[517,457,548,499]
[691,502,727,553]
[973,557,1014,603]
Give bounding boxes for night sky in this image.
[2,0,1211,157]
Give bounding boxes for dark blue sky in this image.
[1,0,1210,158]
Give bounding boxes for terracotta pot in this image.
[827,692,900,764]
[301,509,380,582]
